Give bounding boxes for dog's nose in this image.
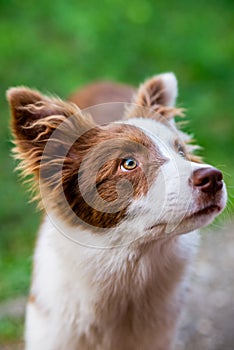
[191,167,223,194]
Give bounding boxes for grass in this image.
[0,0,233,344]
[0,316,24,344]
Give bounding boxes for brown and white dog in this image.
[7,73,226,350]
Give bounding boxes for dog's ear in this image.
[7,87,95,142]
[7,87,96,177]
[135,72,178,108]
[125,72,183,120]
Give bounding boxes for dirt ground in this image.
[176,220,234,350]
[1,221,233,350]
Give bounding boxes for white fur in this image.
[26,215,199,350]
[156,72,178,106]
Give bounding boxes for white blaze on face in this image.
[125,118,188,229]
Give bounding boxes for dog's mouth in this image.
[187,204,221,219]
[147,204,221,232]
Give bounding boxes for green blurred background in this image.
[0,0,233,346]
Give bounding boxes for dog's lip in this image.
[187,204,221,219]
[147,204,221,231]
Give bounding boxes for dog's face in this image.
[123,117,226,239]
[7,73,227,247]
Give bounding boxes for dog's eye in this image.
[178,145,185,158]
[175,141,186,158]
[120,158,138,171]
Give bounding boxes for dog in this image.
[7,73,227,350]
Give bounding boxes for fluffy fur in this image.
[7,73,227,350]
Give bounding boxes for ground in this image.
[176,220,234,350]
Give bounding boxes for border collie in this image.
[7,73,226,350]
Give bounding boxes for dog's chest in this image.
[34,234,186,350]
[45,275,183,350]
[30,218,195,350]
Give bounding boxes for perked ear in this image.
[7,87,95,177]
[136,72,178,107]
[7,87,95,141]
[126,72,183,119]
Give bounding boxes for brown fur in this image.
[7,88,166,229]
[68,81,135,125]
[61,123,166,228]
[68,81,135,108]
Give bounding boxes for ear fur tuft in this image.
[125,72,183,120]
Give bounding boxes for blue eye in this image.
[120,158,138,171]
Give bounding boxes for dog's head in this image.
[7,73,227,246]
